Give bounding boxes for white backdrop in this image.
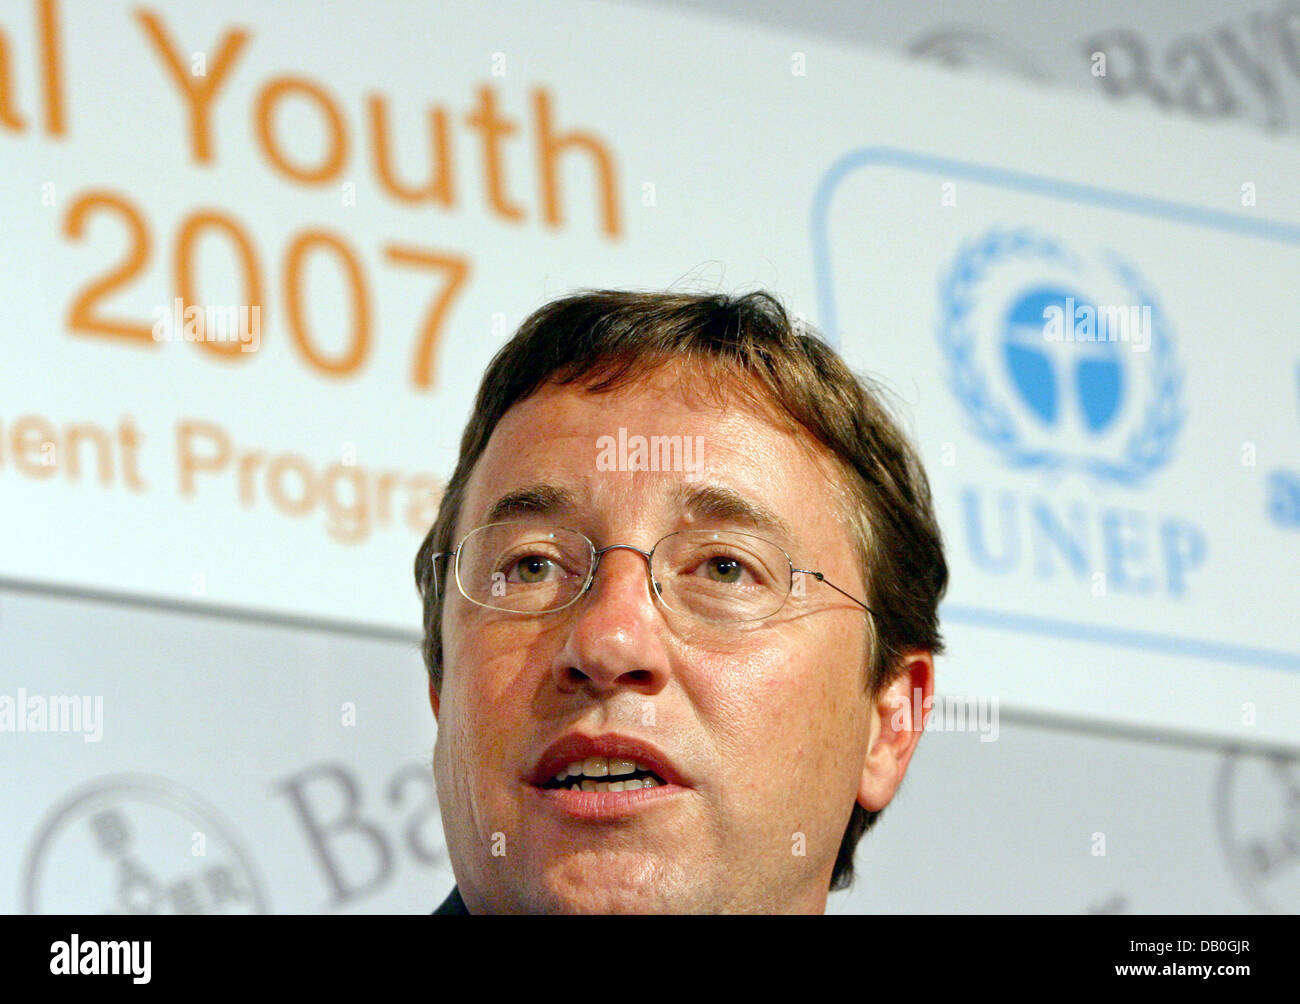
[2,0,1298,912]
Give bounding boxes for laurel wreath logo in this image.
[937,227,1184,486]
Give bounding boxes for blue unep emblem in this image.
[1002,284,1124,435]
[937,228,1183,486]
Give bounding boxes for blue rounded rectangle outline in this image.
[810,146,1300,674]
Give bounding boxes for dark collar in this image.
[432,885,471,915]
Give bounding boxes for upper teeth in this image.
[553,757,662,790]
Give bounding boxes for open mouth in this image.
[541,757,668,792]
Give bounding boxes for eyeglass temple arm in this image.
[793,568,877,618]
[429,552,453,600]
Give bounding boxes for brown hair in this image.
[414,289,947,891]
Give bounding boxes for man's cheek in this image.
[716,761,817,876]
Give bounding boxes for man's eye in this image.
[507,554,559,583]
[698,554,749,585]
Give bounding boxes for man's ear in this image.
[856,651,934,812]
[429,677,440,720]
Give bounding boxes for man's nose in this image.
[549,546,670,694]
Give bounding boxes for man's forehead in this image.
[482,372,816,461]
[458,377,847,547]
[498,372,730,433]
[475,479,798,546]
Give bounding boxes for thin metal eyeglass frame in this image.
[430,522,877,623]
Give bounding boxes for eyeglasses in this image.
[431,522,875,625]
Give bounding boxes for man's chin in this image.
[522,850,696,914]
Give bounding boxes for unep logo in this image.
[938,228,1184,485]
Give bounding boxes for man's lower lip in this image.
[529,782,684,819]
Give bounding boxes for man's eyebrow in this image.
[480,482,795,545]
[482,484,578,524]
[673,483,795,545]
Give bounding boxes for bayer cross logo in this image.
[939,229,1184,485]
[1216,751,1300,913]
[22,774,268,914]
[907,25,1047,81]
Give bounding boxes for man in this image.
[415,289,947,913]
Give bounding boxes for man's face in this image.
[432,367,886,913]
